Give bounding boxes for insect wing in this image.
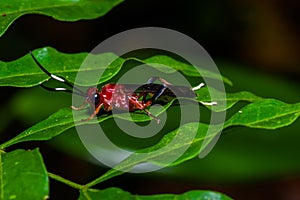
[121,83,195,104]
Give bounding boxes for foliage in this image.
[0,0,299,199]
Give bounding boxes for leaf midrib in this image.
[0,68,104,80]
[3,2,85,16]
[225,103,300,128]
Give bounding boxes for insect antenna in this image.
[39,84,85,96]
[30,51,86,97]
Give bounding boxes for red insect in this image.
[72,83,156,121]
[31,52,216,122]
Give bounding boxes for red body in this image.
[86,84,152,115]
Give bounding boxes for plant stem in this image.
[48,172,84,190]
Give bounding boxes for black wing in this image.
[122,83,195,104]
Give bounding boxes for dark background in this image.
[0,0,300,199]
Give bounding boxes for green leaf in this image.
[0,0,124,37]
[0,101,171,149]
[79,187,232,200]
[225,91,263,109]
[0,47,231,87]
[225,99,300,129]
[0,108,87,149]
[0,108,94,149]
[0,47,119,87]
[0,149,49,199]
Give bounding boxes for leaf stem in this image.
[48,172,85,190]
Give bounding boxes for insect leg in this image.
[147,77,172,86]
[143,109,160,124]
[151,84,167,103]
[83,103,103,121]
[147,77,173,103]
[127,96,160,123]
[71,99,89,110]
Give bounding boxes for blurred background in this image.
[0,0,300,199]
